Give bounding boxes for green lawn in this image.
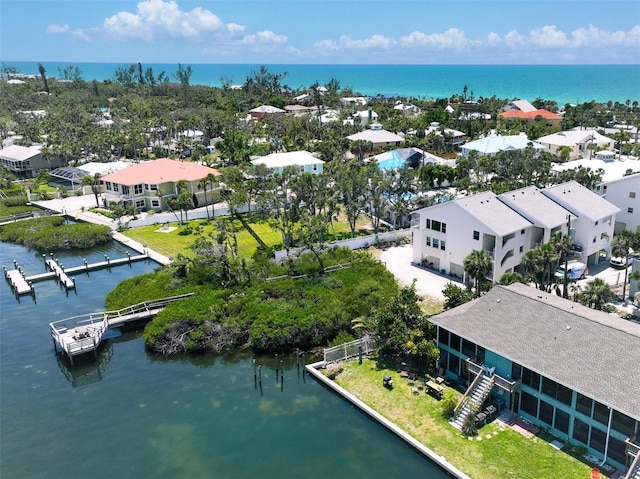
[335,358,606,479]
[123,214,374,259]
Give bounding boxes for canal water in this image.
[0,240,451,479]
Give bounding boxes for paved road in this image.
[379,244,462,301]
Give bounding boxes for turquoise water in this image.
[6,62,639,106]
[0,240,451,479]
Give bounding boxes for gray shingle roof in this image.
[498,186,574,228]
[541,181,620,221]
[431,283,640,420]
[454,191,532,236]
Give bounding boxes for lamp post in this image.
[563,214,570,299]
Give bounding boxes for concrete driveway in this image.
[379,244,462,301]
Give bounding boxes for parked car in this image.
[555,261,588,280]
[569,244,583,253]
[610,255,633,269]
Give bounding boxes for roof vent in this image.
[496,298,501,303]
[566,325,571,331]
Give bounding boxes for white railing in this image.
[324,336,377,364]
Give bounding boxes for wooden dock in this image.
[3,266,33,295]
[49,294,193,365]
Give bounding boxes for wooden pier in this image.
[3,252,150,299]
[3,265,33,295]
[49,294,193,365]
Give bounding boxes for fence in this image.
[323,336,377,364]
[274,228,412,261]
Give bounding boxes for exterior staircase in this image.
[451,373,495,430]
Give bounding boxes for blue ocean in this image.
[4,61,639,106]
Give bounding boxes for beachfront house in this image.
[431,283,640,474]
[248,105,286,120]
[101,158,220,212]
[498,109,563,128]
[250,151,324,175]
[411,181,618,282]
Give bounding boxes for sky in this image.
[1,0,639,65]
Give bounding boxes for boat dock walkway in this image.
[3,253,151,298]
[3,266,33,295]
[50,293,193,365]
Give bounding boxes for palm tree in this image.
[611,231,634,301]
[550,232,572,297]
[197,177,210,220]
[463,250,493,296]
[81,173,102,208]
[578,278,613,311]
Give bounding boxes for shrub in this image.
[440,390,459,418]
[461,405,479,437]
[327,330,355,348]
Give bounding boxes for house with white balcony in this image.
[542,181,620,264]
[460,134,544,158]
[411,181,619,283]
[411,190,533,282]
[101,158,220,212]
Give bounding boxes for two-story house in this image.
[541,181,620,264]
[0,144,61,178]
[101,158,220,212]
[431,283,640,473]
[411,181,619,283]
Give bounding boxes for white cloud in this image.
[227,23,246,34]
[46,24,69,34]
[103,0,226,42]
[72,29,92,42]
[237,30,287,46]
[313,39,339,52]
[400,28,469,49]
[338,34,395,49]
[530,25,568,47]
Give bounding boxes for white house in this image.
[540,181,620,264]
[552,158,640,233]
[502,99,537,113]
[250,151,324,175]
[460,134,544,158]
[340,97,369,107]
[351,109,379,126]
[536,129,615,160]
[411,181,619,283]
[393,102,421,116]
[347,123,403,148]
[425,122,466,147]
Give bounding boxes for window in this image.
[462,339,475,358]
[522,368,541,390]
[438,328,449,346]
[473,230,480,240]
[554,409,569,435]
[589,427,606,454]
[441,223,447,233]
[576,393,593,417]
[630,192,636,198]
[134,184,143,195]
[426,236,431,247]
[593,401,609,426]
[450,333,461,352]
[135,199,145,208]
[542,378,572,406]
[521,229,525,235]
[539,400,554,426]
[426,219,431,229]
[440,240,446,251]
[573,418,589,445]
[612,410,637,437]
[122,186,130,195]
[432,220,442,232]
[151,200,160,207]
[105,181,112,191]
[146,184,158,191]
[113,184,120,192]
[520,391,538,417]
[433,238,439,249]
[608,436,629,466]
[628,207,634,214]
[449,354,460,377]
[519,246,524,253]
[511,363,522,381]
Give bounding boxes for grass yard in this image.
[335,357,605,479]
[123,213,375,260]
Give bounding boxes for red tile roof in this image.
[499,109,562,120]
[101,158,220,185]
